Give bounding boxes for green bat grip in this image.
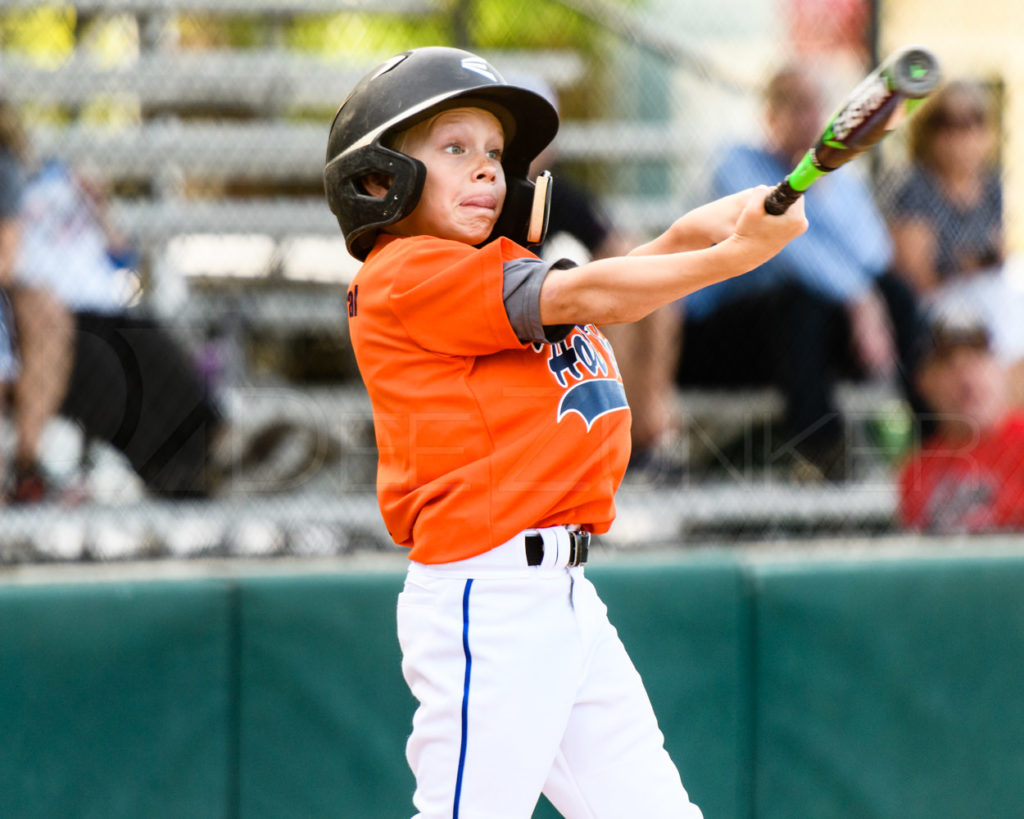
[763,151,825,214]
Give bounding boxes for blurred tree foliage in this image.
[0,0,613,122]
[285,1,600,57]
[0,1,605,61]
[0,5,76,65]
[0,2,635,191]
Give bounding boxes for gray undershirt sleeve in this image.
[502,256,576,344]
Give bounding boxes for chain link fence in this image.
[0,0,1018,563]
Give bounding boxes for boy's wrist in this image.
[706,234,769,276]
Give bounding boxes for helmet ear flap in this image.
[324,145,426,260]
[486,174,548,248]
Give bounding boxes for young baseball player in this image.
[325,47,806,818]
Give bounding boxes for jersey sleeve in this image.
[390,237,557,356]
[502,256,575,344]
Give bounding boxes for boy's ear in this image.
[361,172,392,198]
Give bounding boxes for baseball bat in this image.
[764,45,942,214]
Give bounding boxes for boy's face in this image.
[391,107,507,245]
[917,344,1007,435]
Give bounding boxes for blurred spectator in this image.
[884,79,1024,373]
[886,79,1003,300]
[898,306,1024,533]
[618,63,923,482]
[12,156,221,498]
[5,148,336,500]
[0,98,72,502]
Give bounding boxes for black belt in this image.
[525,529,590,567]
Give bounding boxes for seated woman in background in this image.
[886,79,1004,300]
[885,78,1024,416]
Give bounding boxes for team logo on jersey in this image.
[558,379,629,430]
[537,325,628,430]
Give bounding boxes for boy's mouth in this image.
[461,195,497,211]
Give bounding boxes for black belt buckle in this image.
[525,534,544,566]
[567,529,589,567]
[524,530,589,566]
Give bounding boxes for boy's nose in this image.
[474,159,498,180]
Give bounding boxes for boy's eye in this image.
[444,143,465,155]
[487,149,503,160]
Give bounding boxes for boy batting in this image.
[324,46,806,818]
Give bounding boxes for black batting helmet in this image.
[324,46,559,260]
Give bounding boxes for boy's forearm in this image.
[629,191,751,257]
[539,185,806,326]
[540,237,774,327]
[629,219,710,257]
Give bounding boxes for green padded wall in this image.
[6,549,1024,819]
[0,579,233,819]
[235,571,416,818]
[752,554,1024,819]
[583,558,752,819]
[233,560,750,819]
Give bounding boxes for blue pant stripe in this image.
[453,578,474,819]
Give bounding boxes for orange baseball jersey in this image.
[347,234,631,563]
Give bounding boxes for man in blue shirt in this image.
[627,64,923,482]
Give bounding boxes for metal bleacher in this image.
[7,53,671,239]
[3,16,676,329]
[0,2,902,564]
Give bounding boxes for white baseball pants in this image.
[396,525,704,819]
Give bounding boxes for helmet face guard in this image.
[324,47,559,260]
[324,145,426,261]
